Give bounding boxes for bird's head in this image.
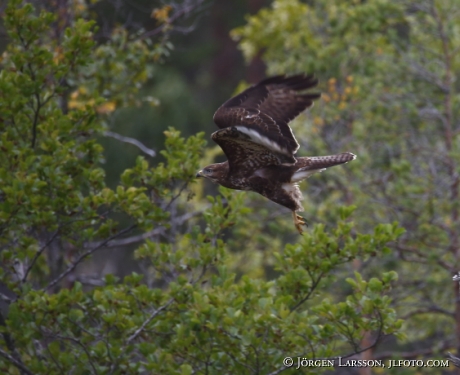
[196,163,228,184]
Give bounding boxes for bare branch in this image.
[396,243,454,272]
[0,347,34,375]
[23,229,60,283]
[105,131,156,157]
[54,335,98,375]
[0,292,15,304]
[68,274,106,287]
[0,310,22,366]
[24,60,45,149]
[402,306,454,319]
[126,298,174,343]
[44,224,136,291]
[87,226,164,249]
[289,271,325,313]
[448,352,460,367]
[85,209,206,249]
[406,59,448,93]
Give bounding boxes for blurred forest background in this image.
[0,0,459,374]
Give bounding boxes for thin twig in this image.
[54,335,98,375]
[402,306,454,319]
[406,59,448,93]
[0,292,15,304]
[267,308,386,375]
[69,274,106,287]
[289,272,325,313]
[448,352,460,367]
[126,298,174,343]
[105,131,156,157]
[0,348,34,375]
[85,209,205,249]
[86,227,164,249]
[0,309,26,375]
[28,62,41,149]
[23,229,60,283]
[44,224,136,291]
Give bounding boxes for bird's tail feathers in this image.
[291,152,356,182]
[306,152,356,169]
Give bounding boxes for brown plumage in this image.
[197,74,356,234]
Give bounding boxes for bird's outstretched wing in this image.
[211,127,293,174]
[213,74,320,161]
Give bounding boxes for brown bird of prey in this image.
[196,74,356,234]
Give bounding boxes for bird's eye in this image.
[204,168,211,173]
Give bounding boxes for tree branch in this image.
[23,228,61,283]
[402,306,454,319]
[44,224,136,291]
[27,62,42,149]
[126,298,174,343]
[0,309,26,375]
[289,271,325,313]
[104,131,156,158]
[266,308,386,375]
[85,209,205,249]
[0,347,34,375]
[448,352,460,367]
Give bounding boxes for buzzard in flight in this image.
[196,74,355,234]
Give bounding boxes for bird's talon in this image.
[293,212,308,234]
[296,214,308,226]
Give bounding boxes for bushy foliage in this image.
[234,0,460,369]
[0,1,405,374]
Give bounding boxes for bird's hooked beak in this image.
[196,170,203,178]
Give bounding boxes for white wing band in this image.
[234,126,292,157]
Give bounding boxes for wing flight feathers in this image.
[213,74,320,157]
